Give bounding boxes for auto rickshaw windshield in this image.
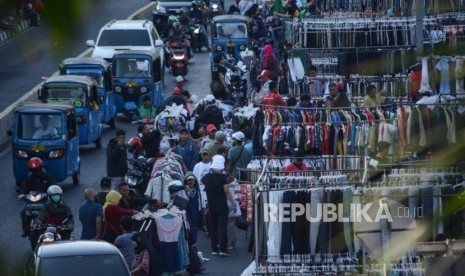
[45,85,87,108]
[17,114,63,140]
[115,58,151,78]
[215,22,247,39]
[65,68,104,87]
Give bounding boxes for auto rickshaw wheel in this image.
[72,170,80,185]
[108,117,116,129]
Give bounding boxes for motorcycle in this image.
[168,39,189,76]
[224,58,249,106]
[124,156,154,196]
[29,218,73,249]
[20,191,48,237]
[209,0,223,19]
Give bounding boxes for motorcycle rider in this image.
[19,157,56,237]
[190,1,211,52]
[168,21,193,60]
[34,185,74,240]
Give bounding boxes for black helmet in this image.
[173,22,181,33]
[192,1,199,7]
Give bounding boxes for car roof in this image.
[102,19,154,30]
[61,57,110,69]
[44,75,98,86]
[212,15,253,23]
[16,102,76,113]
[36,241,121,258]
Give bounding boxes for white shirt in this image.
[32,127,58,139]
[193,161,211,208]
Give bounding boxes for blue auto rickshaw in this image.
[111,50,164,120]
[210,15,252,66]
[10,103,80,185]
[37,75,103,148]
[59,57,117,128]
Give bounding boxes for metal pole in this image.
[415,0,425,57]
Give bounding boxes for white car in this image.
[86,19,164,65]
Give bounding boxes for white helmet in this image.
[47,185,63,203]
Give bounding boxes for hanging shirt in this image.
[436,58,450,95]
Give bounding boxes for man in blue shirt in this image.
[296,94,314,112]
[115,216,137,267]
[174,128,199,171]
[79,188,103,240]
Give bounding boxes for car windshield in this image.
[64,68,103,87]
[44,84,88,107]
[97,30,151,46]
[114,58,151,78]
[215,22,247,39]
[38,254,129,276]
[17,114,63,140]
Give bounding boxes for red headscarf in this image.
[263,44,273,57]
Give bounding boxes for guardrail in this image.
[0,2,155,153]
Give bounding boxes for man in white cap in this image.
[197,94,224,130]
[201,154,235,256]
[227,131,251,179]
[173,75,186,94]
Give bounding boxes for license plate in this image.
[31,145,45,152]
[27,203,44,210]
[227,42,235,47]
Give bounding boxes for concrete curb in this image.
[0,2,156,153]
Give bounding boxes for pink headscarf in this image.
[263,45,273,57]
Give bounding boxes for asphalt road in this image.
[0,0,254,274]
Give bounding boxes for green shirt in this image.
[228,145,251,179]
[137,105,157,119]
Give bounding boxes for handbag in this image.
[234,216,248,230]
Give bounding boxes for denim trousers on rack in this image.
[280,191,294,255]
[310,188,324,254]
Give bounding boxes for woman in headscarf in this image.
[260,44,280,82]
[103,190,136,244]
[184,172,204,274]
[131,232,162,276]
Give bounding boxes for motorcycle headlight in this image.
[124,175,137,186]
[174,54,185,60]
[43,232,55,243]
[115,86,122,93]
[194,28,200,34]
[239,45,246,51]
[14,149,28,158]
[49,149,65,159]
[212,4,218,9]
[216,45,222,51]
[140,86,147,93]
[28,194,42,202]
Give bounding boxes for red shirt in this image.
[263,92,285,107]
[173,86,183,94]
[104,204,134,235]
[284,162,308,175]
